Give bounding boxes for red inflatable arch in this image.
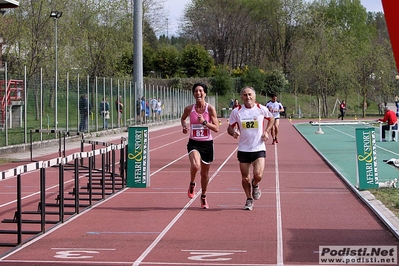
[382,0,399,72]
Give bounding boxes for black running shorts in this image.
[237,150,266,163]
[187,139,214,164]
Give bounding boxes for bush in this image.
[210,66,234,95]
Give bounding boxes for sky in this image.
[163,0,384,36]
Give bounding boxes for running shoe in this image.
[188,182,196,198]
[243,198,253,210]
[201,195,209,209]
[272,139,275,145]
[275,138,279,143]
[252,179,261,200]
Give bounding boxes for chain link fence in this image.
[0,67,210,147]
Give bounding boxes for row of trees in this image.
[181,0,396,116]
[0,0,397,117]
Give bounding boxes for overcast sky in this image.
[163,0,384,36]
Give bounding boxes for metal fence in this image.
[0,65,213,147]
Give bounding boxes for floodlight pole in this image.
[133,0,143,99]
[50,11,62,130]
[166,18,169,40]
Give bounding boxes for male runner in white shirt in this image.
[266,94,284,144]
[227,86,274,210]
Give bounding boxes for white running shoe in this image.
[243,198,253,210]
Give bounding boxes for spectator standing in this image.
[265,94,284,144]
[140,96,146,123]
[337,100,346,120]
[145,101,150,120]
[233,99,240,109]
[180,83,219,209]
[227,86,274,210]
[377,106,398,142]
[100,97,110,129]
[395,95,399,117]
[229,99,234,108]
[79,94,89,132]
[115,95,123,127]
[136,98,141,123]
[150,98,157,122]
[156,98,162,121]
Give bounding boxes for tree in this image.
[153,45,180,78]
[240,66,266,94]
[181,44,213,77]
[182,0,252,66]
[264,70,288,96]
[1,0,70,120]
[210,65,233,95]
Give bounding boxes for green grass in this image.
[369,188,399,217]
[0,157,14,164]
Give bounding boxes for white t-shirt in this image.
[228,103,273,152]
[150,99,157,110]
[266,100,283,118]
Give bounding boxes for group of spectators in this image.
[135,97,162,123]
[78,95,163,132]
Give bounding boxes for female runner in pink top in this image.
[180,83,219,209]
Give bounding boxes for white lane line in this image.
[149,136,187,152]
[0,187,129,261]
[274,145,284,265]
[0,177,76,208]
[132,147,238,266]
[0,129,233,263]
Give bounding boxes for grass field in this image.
[370,188,399,217]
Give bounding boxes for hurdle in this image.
[309,120,369,126]
[0,161,51,246]
[0,136,128,247]
[29,129,83,162]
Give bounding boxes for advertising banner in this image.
[127,126,150,188]
[355,127,378,190]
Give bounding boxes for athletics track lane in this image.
[0,119,398,265]
[0,137,126,253]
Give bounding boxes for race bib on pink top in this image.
[191,124,210,139]
[189,104,212,141]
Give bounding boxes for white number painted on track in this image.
[184,250,246,261]
[54,250,99,259]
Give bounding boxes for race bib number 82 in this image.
[192,124,209,138]
[241,120,258,129]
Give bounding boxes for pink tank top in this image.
[189,103,212,141]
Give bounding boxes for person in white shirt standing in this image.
[227,86,274,210]
[156,98,162,121]
[266,94,284,144]
[150,98,158,122]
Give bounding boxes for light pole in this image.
[166,18,169,41]
[50,10,62,130]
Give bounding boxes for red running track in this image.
[0,118,398,265]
